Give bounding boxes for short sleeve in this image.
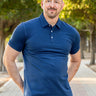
[8,22,26,52]
[70,29,80,54]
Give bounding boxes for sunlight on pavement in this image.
[72,77,96,84]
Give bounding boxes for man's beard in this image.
[45,8,60,19]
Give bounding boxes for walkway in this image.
[0,59,96,96]
[70,59,96,96]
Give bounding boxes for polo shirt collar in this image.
[56,18,61,29]
[39,12,62,29]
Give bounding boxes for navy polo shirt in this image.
[8,13,80,96]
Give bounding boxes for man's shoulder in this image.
[23,17,40,25]
[61,21,79,35]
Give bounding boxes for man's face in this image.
[41,0,64,19]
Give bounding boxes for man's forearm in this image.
[4,60,24,91]
[68,61,81,82]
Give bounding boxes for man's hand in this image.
[21,86,24,93]
[68,49,81,82]
[19,77,24,93]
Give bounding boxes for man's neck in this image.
[44,13,59,27]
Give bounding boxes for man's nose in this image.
[50,1,55,7]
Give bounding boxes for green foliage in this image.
[0,0,42,21]
[4,27,10,32]
[63,0,96,23]
[0,0,42,39]
[6,34,11,42]
[60,0,96,32]
[67,0,82,4]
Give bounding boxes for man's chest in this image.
[24,28,73,56]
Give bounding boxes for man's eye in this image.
[55,1,58,3]
[55,0,60,3]
[47,0,51,2]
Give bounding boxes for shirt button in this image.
[51,30,53,33]
[51,36,53,39]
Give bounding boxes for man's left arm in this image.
[68,49,81,82]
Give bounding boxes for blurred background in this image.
[0,0,96,96]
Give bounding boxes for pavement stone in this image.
[70,59,96,96]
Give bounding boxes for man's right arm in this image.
[3,44,24,93]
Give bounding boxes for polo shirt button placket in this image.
[50,30,54,42]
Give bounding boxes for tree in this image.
[0,0,42,71]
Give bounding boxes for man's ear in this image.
[41,1,43,9]
[61,2,64,10]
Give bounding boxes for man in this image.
[3,0,81,96]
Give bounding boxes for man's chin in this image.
[48,16,56,19]
[47,14,57,19]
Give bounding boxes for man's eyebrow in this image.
[55,0,63,2]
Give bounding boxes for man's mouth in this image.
[48,8,57,11]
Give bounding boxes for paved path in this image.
[70,59,96,96]
[0,59,96,96]
[0,62,24,96]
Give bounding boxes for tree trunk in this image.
[80,36,84,59]
[88,39,90,52]
[90,32,95,65]
[0,35,6,71]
